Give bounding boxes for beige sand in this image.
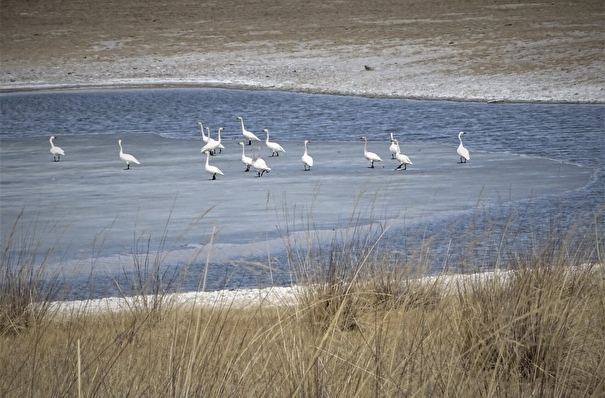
[1,0,603,102]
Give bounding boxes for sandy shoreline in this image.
[2,0,603,103]
[1,52,603,103]
[48,263,603,313]
[2,79,603,105]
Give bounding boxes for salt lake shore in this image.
[2,0,603,311]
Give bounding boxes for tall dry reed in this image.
[1,205,603,397]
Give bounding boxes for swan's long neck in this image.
[265,130,270,142]
[458,134,464,145]
[118,141,123,154]
[50,137,55,147]
[363,138,368,152]
[241,144,246,157]
[239,118,245,132]
[200,123,207,139]
[304,142,308,155]
[205,151,210,166]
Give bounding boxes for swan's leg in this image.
[212,174,216,180]
[125,164,130,170]
[248,140,252,145]
[245,165,250,172]
[396,164,402,170]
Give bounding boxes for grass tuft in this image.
[1,210,63,336]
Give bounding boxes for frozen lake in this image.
[1,89,603,298]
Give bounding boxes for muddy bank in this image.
[1,0,603,102]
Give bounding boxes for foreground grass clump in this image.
[1,249,603,397]
[1,211,63,336]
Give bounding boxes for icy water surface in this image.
[1,88,603,299]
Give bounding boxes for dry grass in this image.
[1,209,604,397]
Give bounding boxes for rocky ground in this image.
[1,0,603,102]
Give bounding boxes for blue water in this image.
[1,88,602,164]
[1,88,604,298]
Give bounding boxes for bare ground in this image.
[1,0,604,102]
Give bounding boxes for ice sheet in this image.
[1,133,593,274]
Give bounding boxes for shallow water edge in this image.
[2,81,603,105]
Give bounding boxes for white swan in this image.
[361,136,382,168]
[198,122,209,143]
[201,126,225,153]
[203,150,224,180]
[49,135,65,162]
[118,139,140,170]
[201,127,223,155]
[457,131,470,163]
[237,116,261,145]
[238,141,254,172]
[392,139,412,170]
[251,146,271,177]
[210,127,226,152]
[302,139,313,171]
[263,129,286,157]
[389,132,399,159]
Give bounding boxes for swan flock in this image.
[47,122,470,177]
